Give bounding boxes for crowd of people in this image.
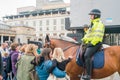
[0,42,72,80]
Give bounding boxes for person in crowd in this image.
[16,44,38,80]
[2,52,9,80]
[81,9,105,80]
[48,48,72,80]
[36,45,41,54]
[7,43,21,80]
[0,52,3,80]
[19,44,27,55]
[52,48,72,71]
[0,43,9,57]
[33,48,66,80]
[34,45,41,54]
[83,24,89,35]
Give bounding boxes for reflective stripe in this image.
[87,34,103,38]
[82,18,105,45]
[94,30,104,33]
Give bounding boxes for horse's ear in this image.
[45,35,50,42]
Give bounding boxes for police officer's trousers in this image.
[84,42,102,76]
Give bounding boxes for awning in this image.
[105,25,120,33]
[66,25,120,33]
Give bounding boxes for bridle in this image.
[45,40,77,57]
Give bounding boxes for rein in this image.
[63,44,77,52]
[62,44,78,56]
[45,40,78,56]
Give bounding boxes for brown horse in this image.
[44,37,120,80]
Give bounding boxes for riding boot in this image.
[82,58,92,80]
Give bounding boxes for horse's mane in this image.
[51,36,78,44]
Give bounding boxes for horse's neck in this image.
[55,41,75,49]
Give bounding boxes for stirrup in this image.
[82,75,91,79]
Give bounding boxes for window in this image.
[53,19,56,25]
[53,33,57,36]
[61,26,64,30]
[61,19,64,24]
[33,21,36,26]
[26,22,28,26]
[46,27,49,31]
[46,20,49,25]
[40,27,42,31]
[53,26,56,30]
[40,34,43,36]
[39,20,42,26]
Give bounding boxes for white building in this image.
[0,21,16,44]
[36,0,64,9]
[3,0,70,41]
[0,21,36,44]
[17,6,36,14]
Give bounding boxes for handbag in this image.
[29,68,39,80]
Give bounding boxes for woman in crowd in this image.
[10,43,21,80]
[48,48,72,80]
[34,48,66,80]
[16,44,38,80]
[19,44,27,55]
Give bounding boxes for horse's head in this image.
[44,35,78,52]
[44,35,55,50]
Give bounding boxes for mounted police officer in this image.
[82,9,105,80]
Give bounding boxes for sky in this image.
[0,0,70,20]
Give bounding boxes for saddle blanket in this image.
[76,48,104,69]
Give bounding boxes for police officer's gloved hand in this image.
[87,43,94,47]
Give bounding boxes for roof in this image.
[66,25,120,33]
[3,7,67,19]
[105,25,120,33]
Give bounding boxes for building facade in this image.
[0,21,36,44]
[0,21,16,44]
[3,1,70,41]
[10,26,35,43]
[36,0,64,9]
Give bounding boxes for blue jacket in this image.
[36,60,66,80]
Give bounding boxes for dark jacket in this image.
[6,50,14,73]
[57,58,71,71]
[0,52,3,75]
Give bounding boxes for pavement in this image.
[47,72,120,80]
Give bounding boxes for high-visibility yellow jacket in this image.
[82,18,105,46]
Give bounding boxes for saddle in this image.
[76,44,107,69]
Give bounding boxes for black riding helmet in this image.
[89,9,101,19]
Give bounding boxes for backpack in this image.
[6,52,13,73]
[2,57,8,70]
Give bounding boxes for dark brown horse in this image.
[44,36,120,80]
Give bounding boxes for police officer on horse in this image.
[82,9,105,80]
